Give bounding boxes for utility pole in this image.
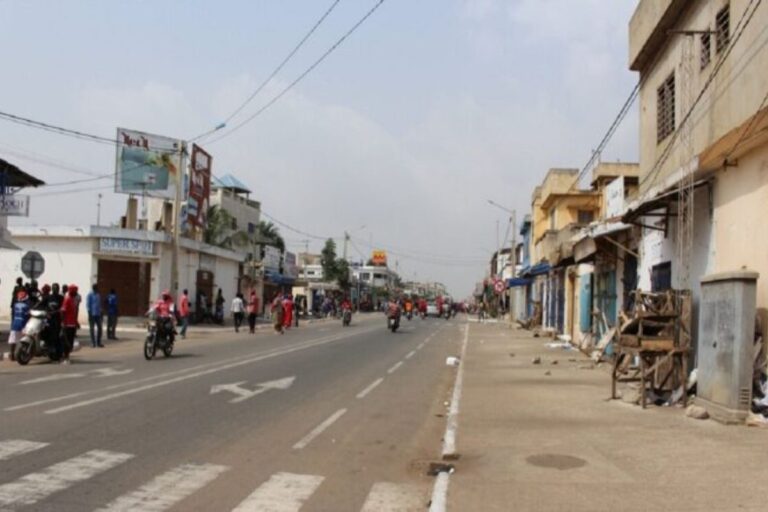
[343,231,350,261]
[96,193,102,226]
[170,141,187,296]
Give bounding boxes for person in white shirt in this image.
[231,293,245,332]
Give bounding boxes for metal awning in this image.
[622,178,711,223]
[507,277,532,288]
[522,262,550,277]
[0,158,45,190]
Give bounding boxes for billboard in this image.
[263,245,282,272]
[371,249,387,266]
[284,251,299,279]
[188,144,211,228]
[115,128,182,200]
[604,176,625,218]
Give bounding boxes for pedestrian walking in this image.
[179,289,190,339]
[106,288,119,340]
[232,293,245,332]
[10,277,23,309]
[215,288,225,325]
[60,284,79,364]
[7,290,30,362]
[247,290,258,334]
[271,293,284,334]
[86,284,104,347]
[282,294,293,330]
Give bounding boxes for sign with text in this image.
[604,177,625,218]
[283,251,299,279]
[99,237,154,256]
[371,249,387,266]
[0,194,29,216]
[115,127,182,200]
[262,245,282,272]
[188,144,211,228]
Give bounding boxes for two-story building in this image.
[623,0,768,348]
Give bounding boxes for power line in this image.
[206,0,387,145]
[191,0,344,142]
[724,85,768,161]
[641,0,763,188]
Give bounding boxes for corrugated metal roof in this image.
[213,174,251,194]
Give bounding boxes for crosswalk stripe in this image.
[96,463,229,512]
[231,472,324,512]
[0,449,133,509]
[360,482,425,512]
[0,440,48,461]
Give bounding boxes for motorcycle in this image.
[342,308,352,327]
[15,309,61,365]
[144,314,175,360]
[387,311,401,333]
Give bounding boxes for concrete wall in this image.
[210,188,261,233]
[635,0,768,194]
[712,144,768,327]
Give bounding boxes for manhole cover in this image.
[526,454,587,470]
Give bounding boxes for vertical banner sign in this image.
[188,144,212,228]
[115,128,182,200]
[371,250,387,266]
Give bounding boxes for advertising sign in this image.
[0,194,29,216]
[604,177,625,218]
[283,251,299,279]
[371,249,387,266]
[115,128,182,200]
[263,245,282,272]
[188,144,211,227]
[99,238,155,256]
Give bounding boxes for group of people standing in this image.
[270,292,298,334]
[6,278,118,364]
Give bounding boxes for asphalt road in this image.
[0,314,463,511]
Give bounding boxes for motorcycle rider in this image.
[386,297,401,328]
[340,296,352,325]
[151,290,176,344]
[38,284,63,361]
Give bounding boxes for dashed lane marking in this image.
[292,409,347,450]
[387,362,403,374]
[405,350,416,359]
[356,378,384,399]
[0,440,48,461]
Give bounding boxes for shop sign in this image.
[284,251,299,279]
[188,144,211,227]
[99,237,154,256]
[604,177,625,218]
[371,249,387,266]
[263,245,282,272]
[199,253,216,271]
[115,127,183,200]
[0,194,30,217]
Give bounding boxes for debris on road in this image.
[446,356,460,367]
[544,370,551,376]
[550,360,558,365]
[685,404,709,420]
[532,356,541,365]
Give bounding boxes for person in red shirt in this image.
[60,284,79,364]
[150,290,176,343]
[178,289,190,339]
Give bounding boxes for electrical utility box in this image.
[696,270,759,424]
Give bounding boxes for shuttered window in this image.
[657,73,676,143]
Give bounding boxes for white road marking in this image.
[231,472,324,512]
[4,391,90,412]
[387,361,403,374]
[417,343,425,350]
[210,376,295,404]
[356,378,384,399]
[42,328,379,415]
[96,463,228,512]
[0,440,48,461]
[442,324,469,458]
[361,482,424,512]
[428,472,450,512]
[19,373,85,385]
[292,409,347,450]
[405,350,416,359]
[92,367,134,378]
[0,449,133,508]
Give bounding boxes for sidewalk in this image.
[448,323,768,511]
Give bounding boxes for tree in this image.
[336,259,351,291]
[203,205,249,249]
[321,238,338,282]
[257,220,285,252]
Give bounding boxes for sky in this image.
[0,0,640,298]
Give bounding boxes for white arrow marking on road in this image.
[20,373,85,385]
[210,376,296,404]
[91,368,134,378]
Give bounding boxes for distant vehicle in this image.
[426,302,439,317]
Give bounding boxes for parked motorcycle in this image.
[15,309,61,365]
[342,308,352,327]
[144,314,174,360]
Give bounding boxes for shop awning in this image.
[574,222,633,263]
[622,178,711,223]
[507,277,532,287]
[264,270,295,285]
[522,262,550,277]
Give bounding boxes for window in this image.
[577,210,594,224]
[359,272,370,281]
[231,217,238,230]
[549,208,556,230]
[700,32,711,69]
[657,73,675,143]
[716,4,730,54]
[651,262,672,292]
[247,222,256,234]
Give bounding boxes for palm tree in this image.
[203,205,249,249]
[257,220,285,252]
